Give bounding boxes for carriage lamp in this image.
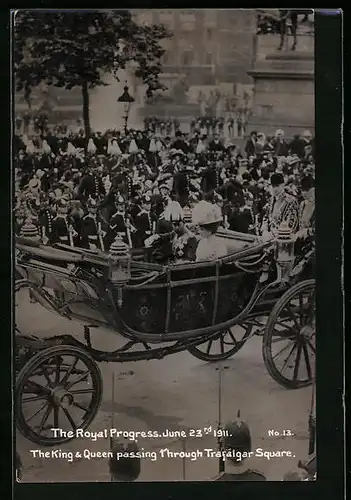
[20,217,41,243]
[108,236,131,307]
[275,222,295,281]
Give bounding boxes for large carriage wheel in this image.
[187,324,253,362]
[16,345,103,446]
[262,279,315,389]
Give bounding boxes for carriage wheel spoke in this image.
[271,333,295,343]
[306,340,316,353]
[55,356,62,384]
[293,343,303,381]
[272,340,294,361]
[73,401,89,412]
[24,380,50,395]
[40,365,53,386]
[302,342,312,380]
[53,406,60,428]
[220,335,225,354]
[227,330,238,345]
[298,293,306,326]
[60,357,78,385]
[22,395,47,403]
[37,404,53,434]
[280,343,297,375]
[26,401,48,422]
[65,370,90,390]
[70,388,95,395]
[206,341,213,354]
[62,407,77,430]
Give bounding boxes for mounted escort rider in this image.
[192,201,228,261]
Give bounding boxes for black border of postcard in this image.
[1,7,344,500]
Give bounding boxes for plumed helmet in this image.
[87,198,98,209]
[116,195,125,205]
[142,194,152,205]
[57,197,68,208]
[109,439,141,482]
[163,201,184,222]
[223,411,251,456]
[213,192,223,203]
[192,200,222,227]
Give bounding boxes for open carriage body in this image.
[15,228,316,447]
[16,231,275,338]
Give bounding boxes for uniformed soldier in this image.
[106,195,133,248]
[214,413,266,481]
[134,194,156,248]
[38,195,54,245]
[78,167,105,202]
[52,198,76,246]
[108,439,141,482]
[68,200,84,247]
[193,201,227,261]
[261,172,299,239]
[81,198,106,251]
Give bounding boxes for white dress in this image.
[195,235,228,262]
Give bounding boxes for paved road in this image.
[15,287,313,482]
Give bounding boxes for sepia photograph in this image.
[14,9,316,482]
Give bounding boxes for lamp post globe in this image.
[117,82,135,135]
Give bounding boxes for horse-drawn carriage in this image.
[15,226,315,446]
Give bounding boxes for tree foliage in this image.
[14,10,172,101]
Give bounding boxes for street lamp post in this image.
[117,83,135,135]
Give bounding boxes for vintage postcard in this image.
[13,9,325,484]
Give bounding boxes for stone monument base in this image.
[247,49,314,139]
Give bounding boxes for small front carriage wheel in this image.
[262,279,315,389]
[16,345,103,446]
[187,325,253,362]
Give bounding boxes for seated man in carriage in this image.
[144,201,198,264]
